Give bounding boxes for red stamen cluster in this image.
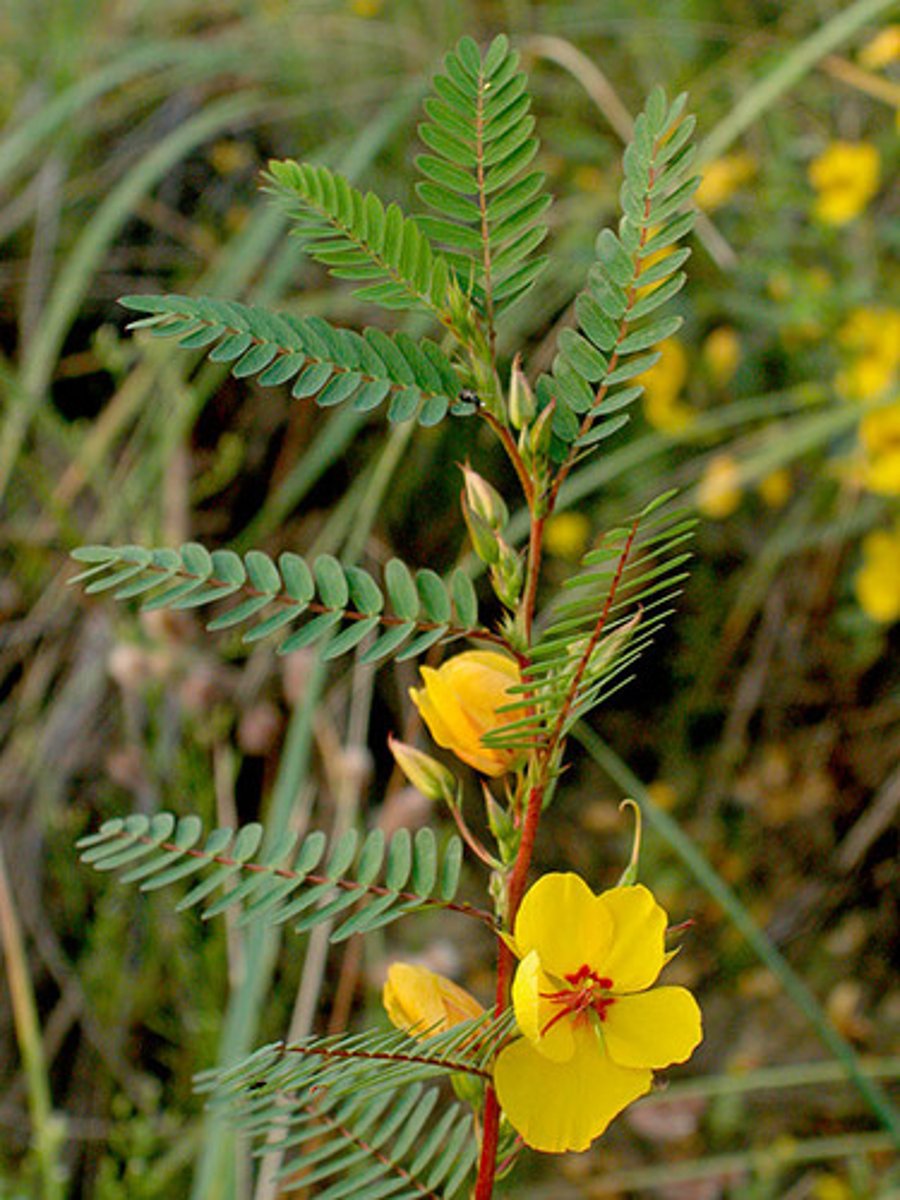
[539,963,615,1037]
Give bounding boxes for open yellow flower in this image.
[808,142,880,225]
[695,152,756,211]
[696,453,741,519]
[637,338,692,433]
[855,523,900,624]
[494,874,702,1153]
[383,963,484,1035]
[860,404,900,495]
[410,650,523,777]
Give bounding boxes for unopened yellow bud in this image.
[410,651,525,777]
[383,963,484,1036]
[387,736,457,803]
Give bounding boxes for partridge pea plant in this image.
[71,35,702,1198]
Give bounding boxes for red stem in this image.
[473,775,546,1197]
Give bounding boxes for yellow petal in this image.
[513,873,614,978]
[511,949,574,1062]
[597,884,667,992]
[382,963,483,1036]
[409,655,519,777]
[603,986,703,1069]
[494,1026,651,1153]
[383,963,445,1033]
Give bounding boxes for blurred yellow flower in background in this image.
[860,404,900,495]
[493,874,702,1153]
[855,522,900,623]
[757,468,792,509]
[410,650,523,777]
[697,454,741,518]
[836,308,900,402]
[808,142,880,225]
[350,0,383,16]
[544,511,590,561]
[638,338,692,432]
[703,326,741,386]
[695,152,756,210]
[383,962,483,1035]
[858,25,900,69]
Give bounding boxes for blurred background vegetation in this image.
[1,0,898,1196]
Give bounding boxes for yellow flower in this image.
[757,468,792,509]
[703,326,740,386]
[808,142,880,225]
[350,0,383,16]
[410,650,523,777]
[694,152,756,210]
[860,404,900,495]
[836,308,900,402]
[696,454,742,518]
[383,962,484,1035]
[494,874,702,1153]
[855,523,900,623]
[638,338,692,433]
[858,25,900,69]
[544,511,590,561]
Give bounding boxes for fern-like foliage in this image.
[542,87,699,459]
[265,159,457,321]
[70,543,496,665]
[122,293,462,427]
[77,813,491,941]
[484,493,696,754]
[197,1014,515,1197]
[415,34,549,329]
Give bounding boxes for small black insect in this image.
[457,388,481,408]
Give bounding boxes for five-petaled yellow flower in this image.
[494,873,702,1153]
[410,650,523,777]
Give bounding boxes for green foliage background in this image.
[1,0,898,1196]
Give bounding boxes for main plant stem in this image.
[474,772,548,1200]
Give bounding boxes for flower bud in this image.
[462,494,501,565]
[508,355,535,430]
[383,963,483,1036]
[490,539,524,610]
[529,400,555,461]
[388,735,457,803]
[410,651,525,777]
[461,463,508,531]
[485,791,518,863]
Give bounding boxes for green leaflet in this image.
[486,494,696,754]
[263,160,456,320]
[69,543,491,667]
[76,814,476,942]
[119,293,459,428]
[541,86,698,460]
[415,33,549,325]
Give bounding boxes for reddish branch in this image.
[79,557,514,651]
[275,1038,491,1079]
[94,832,497,927]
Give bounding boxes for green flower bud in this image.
[388,736,457,802]
[461,463,509,531]
[508,355,535,430]
[462,493,502,565]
